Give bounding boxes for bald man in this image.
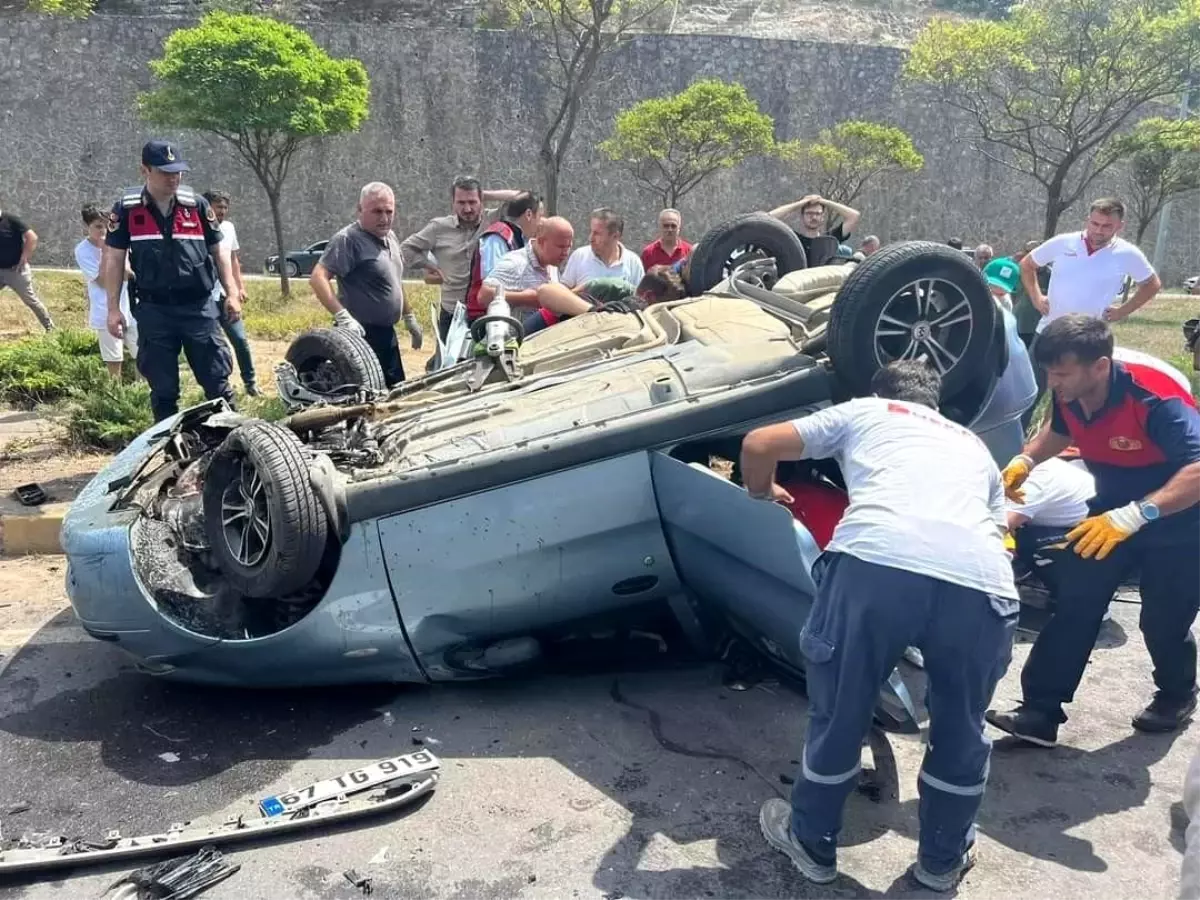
[311,182,421,387]
[477,215,574,311]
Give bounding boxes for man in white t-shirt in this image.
[204,190,258,396]
[74,204,137,377]
[1005,456,1095,531]
[741,360,1017,893]
[560,208,644,290]
[1021,197,1161,333]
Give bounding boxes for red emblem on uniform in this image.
[1109,436,1143,451]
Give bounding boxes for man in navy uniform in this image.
[990,315,1200,746]
[102,140,239,422]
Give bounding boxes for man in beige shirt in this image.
[400,176,521,343]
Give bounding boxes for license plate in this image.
[259,750,440,817]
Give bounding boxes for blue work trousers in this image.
[791,552,1017,875]
[1019,528,1200,722]
[134,301,234,422]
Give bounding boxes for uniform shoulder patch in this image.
[175,186,197,207]
[204,204,218,225]
[107,210,120,232]
[121,190,144,209]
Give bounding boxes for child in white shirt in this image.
[74,204,137,377]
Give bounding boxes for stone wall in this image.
[1,13,1195,285]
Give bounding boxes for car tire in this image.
[685,212,808,296]
[202,421,328,599]
[285,328,387,395]
[285,260,300,278]
[826,241,998,397]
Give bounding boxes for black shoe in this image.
[1132,693,1197,733]
[985,706,1059,747]
[244,383,261,397]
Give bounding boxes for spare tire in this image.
[826,241,998,397]
[202,421,328,599]
[685,212,807,296]
[285,328,386,396]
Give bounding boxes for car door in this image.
[649,451,823,669]
[649,451,924,733]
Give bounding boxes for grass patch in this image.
[0,328,110,407]
[63,378,155,451]
[1,271,441,341]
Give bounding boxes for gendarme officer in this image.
[103,140,239,421]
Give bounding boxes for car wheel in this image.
[685,212,808,296]
[826,241,998,397]
[285,260,301,278]
[202,421,328,599]
[285,328,387,395]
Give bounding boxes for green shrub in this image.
[64,378,154,450]
[0,328,108,407]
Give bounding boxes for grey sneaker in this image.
[758,798,837,884]
[910,844,978,892]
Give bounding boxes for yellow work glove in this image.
[1066,502,1147,560]
[1001,454,1034,503]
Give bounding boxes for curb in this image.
[0,503,69,556]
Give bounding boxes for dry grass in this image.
[1110,293,1198,395]
[0,270,442,341]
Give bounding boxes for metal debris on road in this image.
[344,868,374,895]
[0,754,441,878]
[6,803,30,815]
[105,845,239,900]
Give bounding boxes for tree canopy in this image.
[139,12,370,292]
[599,79,778,208]
[783,120,923,204]
[1108,116,1200,243]
[904,0,1200,237]
[479,0,669,213]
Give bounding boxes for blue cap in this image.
[141,139,189,173]
[836,243,854,259]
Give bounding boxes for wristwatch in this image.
[1138,500,1161,522]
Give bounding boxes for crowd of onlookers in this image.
[0,175,1188,406]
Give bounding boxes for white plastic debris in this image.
[158,752,180,763]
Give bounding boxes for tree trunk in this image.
[1043,182,1066,239]
[267,186,290,296]
[540,151,560,216]
[1135,218,1151,244]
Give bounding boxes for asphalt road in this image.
[0,566,1193,899]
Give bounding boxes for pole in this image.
[1152,84,1192,274]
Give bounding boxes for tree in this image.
[480,0,669,214]
[598,79,778,207]
[28,0,94,15]
[904,0,1200,237]
[783,120,924,204]
[139,12,370,294]
[1107,116,1200,243]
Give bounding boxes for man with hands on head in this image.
[741,360,1018,893]
[768,194,861,265]
[310,182,421,387]
[989,315,1200,747]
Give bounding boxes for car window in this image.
[308,241,329,253]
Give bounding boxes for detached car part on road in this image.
[61,216,1037,735]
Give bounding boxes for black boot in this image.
[1132,692,1197,733]
[985,705,1059,747]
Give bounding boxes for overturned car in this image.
[62,217,1037,734]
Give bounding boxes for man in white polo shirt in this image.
[1019,197,1161,428]
[1021,197,1160,331]
[561,208,644,290]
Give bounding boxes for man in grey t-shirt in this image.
[310,182,422,387]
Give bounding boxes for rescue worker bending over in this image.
[741,360,1018,892]
[102,141,237,422]
[988,315,1200,746]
